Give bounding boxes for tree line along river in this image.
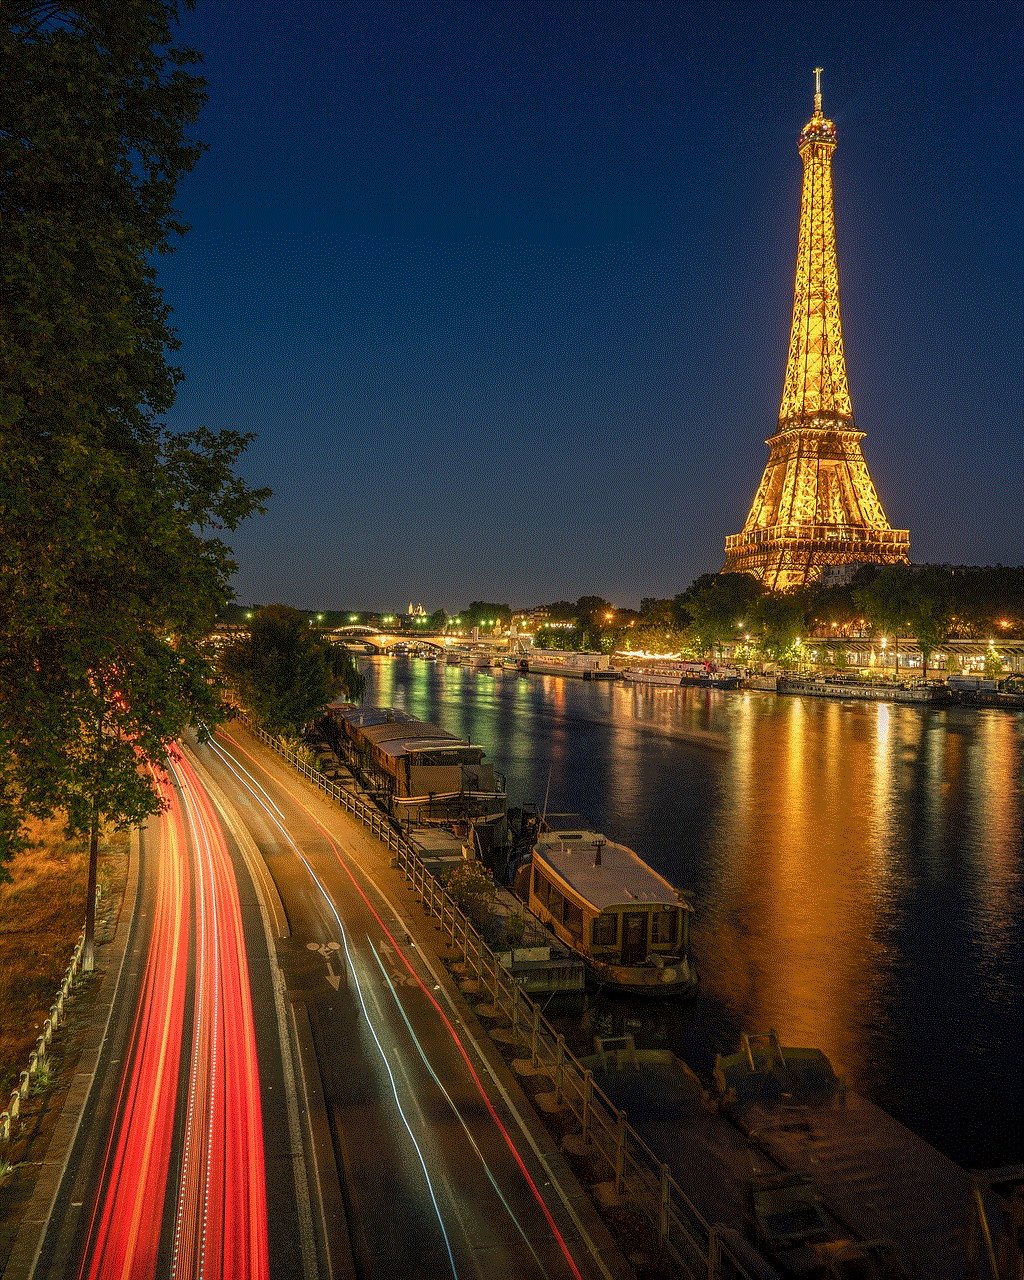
[358,654,1023,1172]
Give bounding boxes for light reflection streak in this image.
[365,939,552,1279]
[202,737,460,1276]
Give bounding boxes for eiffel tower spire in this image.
[723,70,909,590]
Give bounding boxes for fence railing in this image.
[247,720,758,1280]
[0,927,86,1144]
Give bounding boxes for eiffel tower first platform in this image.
[723,70,909,590]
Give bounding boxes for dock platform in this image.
[579,1035,1013,1279]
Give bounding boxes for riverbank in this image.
[0,823,130,1271]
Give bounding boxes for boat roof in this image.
[533,829,691,912]
[334,705,419,728]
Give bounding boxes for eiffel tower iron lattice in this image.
[723,70,909,590]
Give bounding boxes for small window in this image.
[548,888,563,919]
[592,913,617,946]
[533,867,548,905]
[652,909,678,945]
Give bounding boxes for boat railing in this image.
[244,717,765,1280]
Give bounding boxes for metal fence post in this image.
[659,1162,670,1249]
[582,1069,593,1144]
[615,1110,627,1195]
[531,1006,540,1068]
[707,1224,720,1279]
[555,1035,565,1105]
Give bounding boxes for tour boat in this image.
[621,664,684,687]
[510,816,697,996]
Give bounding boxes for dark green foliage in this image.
[219,607,364,736]
[0,4,269,872]
[459,601,512,629]
[685,574,765,655]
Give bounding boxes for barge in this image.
[778,675,950,704]
[323,702,509,859]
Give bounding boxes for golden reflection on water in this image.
[695,695,1021,1092]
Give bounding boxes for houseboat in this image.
[510,816,697,996]
[323,703,509,859]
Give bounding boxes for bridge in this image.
[331,625,511,655]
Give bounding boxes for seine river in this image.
[360,655,1023,1171]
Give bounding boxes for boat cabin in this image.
[520,828,692,967]
[325,703,505,822]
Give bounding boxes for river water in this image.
[360,655,1023,1171]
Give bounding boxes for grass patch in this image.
[0,816,90,1092]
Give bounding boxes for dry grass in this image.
[0,817,89,1093]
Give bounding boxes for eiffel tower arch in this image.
[723,71,909,591]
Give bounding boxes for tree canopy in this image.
[1,4,269,890]
[219,607,365,736]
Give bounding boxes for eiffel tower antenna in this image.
[722,71,909,590]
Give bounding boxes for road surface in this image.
[24,726,625,1280]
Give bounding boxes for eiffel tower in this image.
[723,70,909,590]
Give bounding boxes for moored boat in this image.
[621,664,683,687]
[522,649,621,680]
[678,661,744,689]
[509,814,697,996]
[779,675,950,704]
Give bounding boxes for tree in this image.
[0,5,269,968]
[220,607,364,735]
[905,567,954,682]
[686,574,764,659]
[428,608,448,631]
[459,601,511,630]
[983,647,1006,679]
[751,591,807,664]
[855,567,915,673]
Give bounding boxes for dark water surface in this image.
[360,656,1023,1170]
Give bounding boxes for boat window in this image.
[548,887,563,920]
[563,898,583,938]
[652,908,678,945]
[533,867,548,905]
[592,912,617,946]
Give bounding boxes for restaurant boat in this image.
[509,814,697,996]
[621,663,686,687]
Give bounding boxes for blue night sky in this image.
[162,0,1023,614]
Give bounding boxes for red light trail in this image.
[76,758,269,1280]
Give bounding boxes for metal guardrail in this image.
[0,927,86,1144]
[249,720,758,1280]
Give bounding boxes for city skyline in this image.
[163,1,1023,612]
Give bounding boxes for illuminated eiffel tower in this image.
[723,70,909,590]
